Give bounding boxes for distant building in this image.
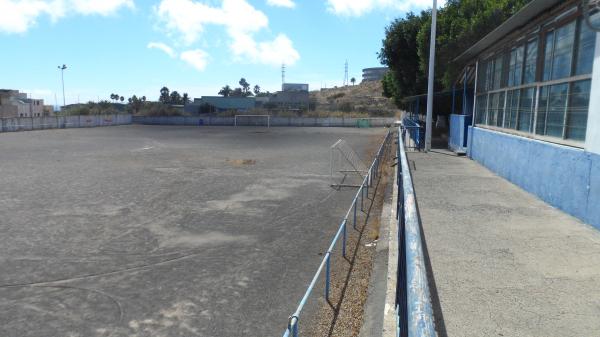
[184,96,256,114]
[282,83,309,92]
[362,67,389,82]
[0,89,47,118]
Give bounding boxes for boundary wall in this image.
[133,116,395,127]
[0,114,132,132]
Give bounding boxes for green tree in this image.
[159,87,170,104]
[170,91,182,105]
[253,85,261,96]
[120,96,124,103]
[379,0,529,108]
[218,85,232,97]
[239,78,251,96]
[350,77,356,86]
[230,88,244,97]
[182,93,190,105]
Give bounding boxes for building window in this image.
[523,39,538,84]
[505,89,520,129]
[508,46,524,86]
[474,14,597,146]
[566,79,591,141]
[517,87,535,133]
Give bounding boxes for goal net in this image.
[234,115,270,127]
[330,139,368,187]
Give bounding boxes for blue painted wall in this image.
[449,114,472,153]
[468,126,600,230]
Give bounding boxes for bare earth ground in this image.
[0,125,386,337]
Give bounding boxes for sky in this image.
[0,0,441,105]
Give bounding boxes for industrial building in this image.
[446,0,600,229]
[362,67,389,82]
[0,89,49,118]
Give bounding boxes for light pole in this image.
[58,64,67,107]
[425,0,437,152]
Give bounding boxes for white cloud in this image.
[180,49,209,71]
[70,0,134,15]
[266,0,295,8]
[147,41,176,58]
[0,0,134,34]
[155,0,300,67]
[326,0,445,17]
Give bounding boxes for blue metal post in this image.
[353,201,357,229]
[360,186,364,211]
[342,221,346,258]
[463,70,468,115]
[451,84,456,115]
[325,254,331,301]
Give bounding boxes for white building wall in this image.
[586,32,600,155]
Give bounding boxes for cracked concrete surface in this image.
[0,125,386,337]
[408,150,600,337]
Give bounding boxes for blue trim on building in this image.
[468,126,600,230]
[449,114,472,153]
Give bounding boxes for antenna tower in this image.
[344,60,349,86]
[281,63,286,90]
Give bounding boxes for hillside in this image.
[310,80,399,116]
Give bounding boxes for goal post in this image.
[330,139,368,187]
[234,115,271,127]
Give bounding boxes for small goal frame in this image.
[234,114,271,127]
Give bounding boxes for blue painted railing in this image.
[282,130,392,337]
[396,126,436,337]
[401,118,424,151]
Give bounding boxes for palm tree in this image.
[219,85,232,97]
[120,96,124,103]
[351,77,356,86]
[253,85,261,96]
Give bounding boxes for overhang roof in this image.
[453,0,564,64]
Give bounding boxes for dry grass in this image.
[226,159,257,166]
[301,133,393,337]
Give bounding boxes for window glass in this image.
[486,59,494,91]
[517,87,535,132]
[493,54,504,89]
[475,94,488,124]
[488,92,499,125]
[566,80,591,141]
[575,16,599,75]
[543,31,555,81]
[523,39,538,84]
[509,46,524,86]
[537,83,569,137]
[551,21,576,80]
[536,86,549,135]
[507,89,520,129]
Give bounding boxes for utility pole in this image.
[58,64,67,107]
[425,0,437,152]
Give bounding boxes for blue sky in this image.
[0,0,439,105]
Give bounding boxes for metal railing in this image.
[396,127,436,337]
[401,118,424,151]
[282,130,392,337]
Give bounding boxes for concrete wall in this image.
[133,116,395,127]
[585,32,600,155]
[468,126,600,230]
[0,114,132,133]
[449,114,472,153]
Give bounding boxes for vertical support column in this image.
[585,32,600,155]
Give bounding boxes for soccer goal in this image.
[234,115,271,127]
[330,139,368,187]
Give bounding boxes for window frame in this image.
[472,11,594,149]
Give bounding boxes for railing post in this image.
[353,200,357,229]
[360,185,364,211]
[342,221,347,258]
[325,253,331,301]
